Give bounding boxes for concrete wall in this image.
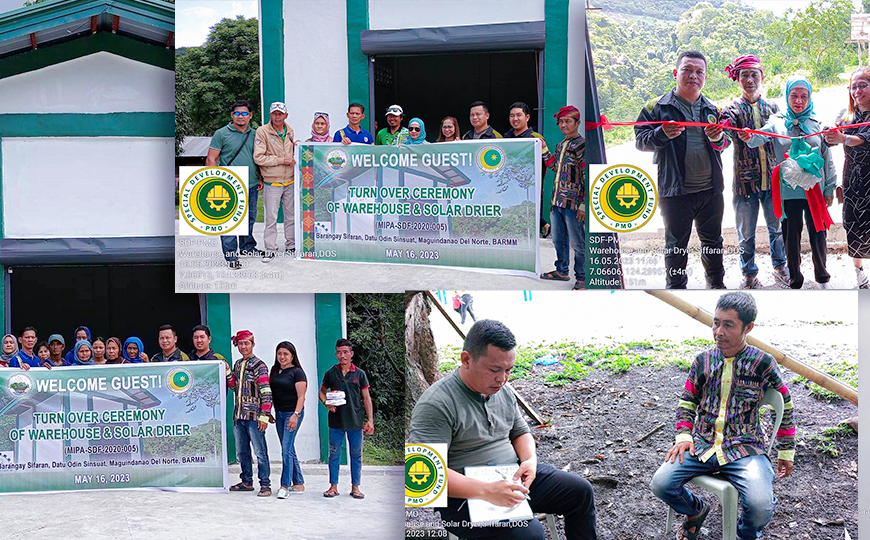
[368,0,545,29]
[228,293,321,462]
[2,137,175,239]
[0,52,173,114]
[566,0,585,117]
[280,0,350,145]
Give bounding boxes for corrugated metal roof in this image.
[181,137,212,158]
[0,0,173,59]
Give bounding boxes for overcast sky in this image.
[176,0,257,47]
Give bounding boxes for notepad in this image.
[326,390,346,406]
[464,464,534,524]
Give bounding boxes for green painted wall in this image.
[1,113,173,137]
[542,0,570,219]
[346,0,370,111]
[259,0,285,122]
[314,293,343,462]
[206,294,234,462]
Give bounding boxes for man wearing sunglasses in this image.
[375,104,410,146]
[207,100,264,269]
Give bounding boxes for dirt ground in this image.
[510,347,858,539]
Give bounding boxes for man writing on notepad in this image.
[409,320,597,540]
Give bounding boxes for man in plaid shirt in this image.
[650,292,795,540]
[227,329,273,497]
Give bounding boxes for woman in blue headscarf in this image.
[63,326,91,364]
[70,341,95,366]
[404,118,428,145]
[122,337,147,363]
[742,75,837,289]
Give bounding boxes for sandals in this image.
[541,270,570,281]
[230,482,254,492]
[740,276,760,290]
[572,280,585,290]
[350,489,365,499]
[323,488,339,498]
[258,487,272,497]
[540,222,551,238]
[678,503,710,540]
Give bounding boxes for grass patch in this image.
[438,345,462,372]
[793,361,858,401]
[808,423,856,459]
[362,413,403,465]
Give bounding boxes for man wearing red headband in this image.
[636,50,727,289]
[540,105,586,290]
[719,55,788,289]
[227,330,274,497]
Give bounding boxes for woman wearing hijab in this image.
[70,341,95,366]
[63,326,91,364]
[306,113,331,142]
[106,337,125,364]
[825,67,870,289]
[404,118,428,145]
[122,337,147,363]
[1,334,19,367]
[742,75,837,289]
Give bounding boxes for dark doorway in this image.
[8,264,202,357]
[372,51,540,140]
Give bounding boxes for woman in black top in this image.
[269,341,308,498]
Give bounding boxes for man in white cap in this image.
[254,101,297,262]
[375,104,409,146]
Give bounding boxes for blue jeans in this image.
[734,191,786,277]
[551,206,585,281]
[220,185,259,261]
[650,454,776,540]
[234,419,270,487]
[328,427,362,486]
[275,409,305,487]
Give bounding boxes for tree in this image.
[404,292,439,429]
[175,16,261,137]
[785,0,854,82]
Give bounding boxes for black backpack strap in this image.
[226,128,252,166]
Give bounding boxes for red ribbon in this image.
[586,114,870,140]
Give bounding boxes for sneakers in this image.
[276,487,290,499]
[262,251,276,263]
[857,267,870,289]
[227,260,242,270]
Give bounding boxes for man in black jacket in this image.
[635,51,727,289]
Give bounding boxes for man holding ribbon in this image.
[719,55,788,289]
[741,76,837,289]
[635,51,727,289]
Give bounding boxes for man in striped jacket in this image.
[650,292,795,540]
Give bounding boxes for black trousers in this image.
[438,463,597,540]
[782,198,829,288]
[659,189,725,289]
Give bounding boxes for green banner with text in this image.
[295,140,542,277]
[0,362,228,494]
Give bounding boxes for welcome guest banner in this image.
[294,139,541,278]
[0,362,228,494]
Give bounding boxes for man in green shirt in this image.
[409,320,597,540]
[207,100,264,270]
[375,104,410,146]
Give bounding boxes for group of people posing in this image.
[0,324,212,368]
[2,326,375,503]
[208,99,585,290]
[636,51,870,289]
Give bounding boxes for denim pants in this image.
[650,453,776,540]
[275,409,305,487]
[220,185,259,261]
[234,419,270,487]
[733,191,786,277]
[328,427,362,486]
[551,205,585,281]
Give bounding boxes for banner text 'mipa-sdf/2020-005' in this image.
[295,140,541,277]
[0,362,227,494]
